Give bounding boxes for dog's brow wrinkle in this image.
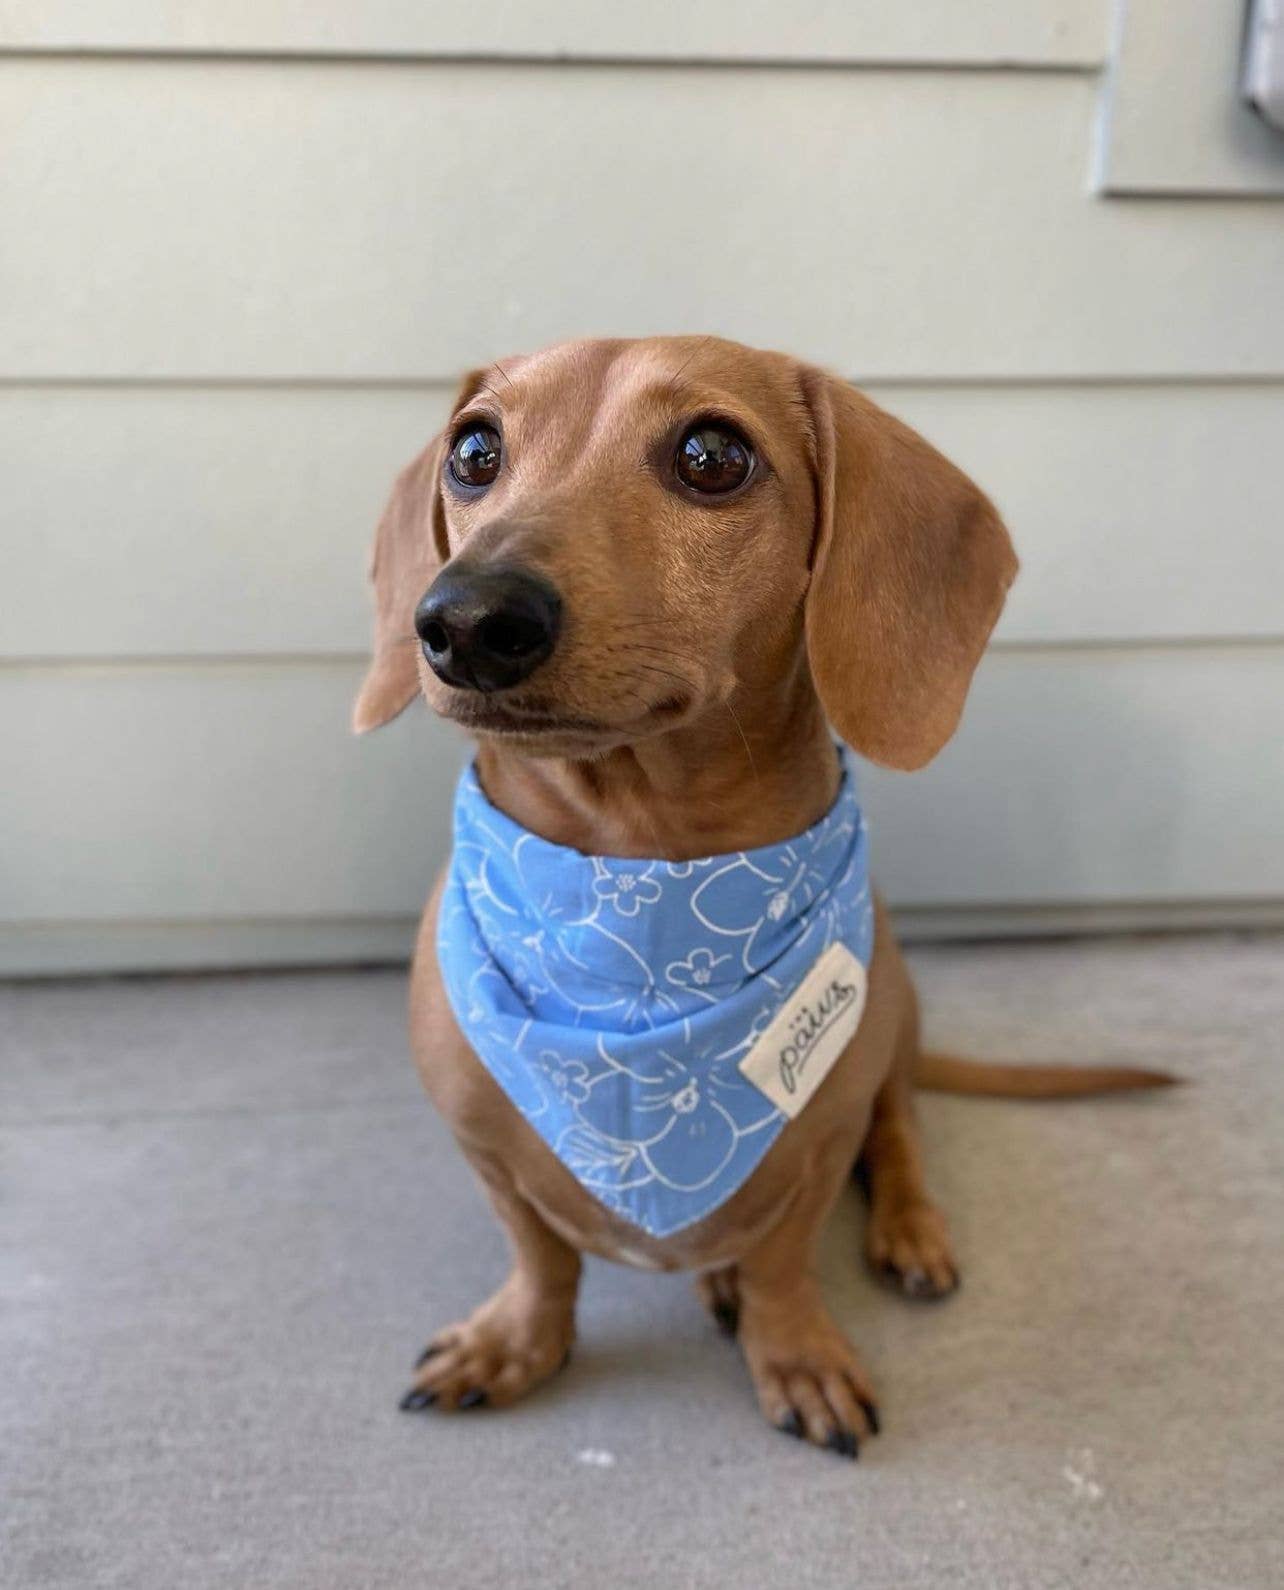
[666,336,715,393]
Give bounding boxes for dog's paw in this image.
[694,1266,741,1336]
[739,1299,880,1459]
[398,1280,575,1413]
[865,1198,959,1300]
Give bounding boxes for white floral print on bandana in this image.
[437,748,874,1237]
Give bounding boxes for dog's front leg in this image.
[733,1147,881,1459]
[399,1160,580,1413]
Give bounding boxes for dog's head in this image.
[354,336,1015,770]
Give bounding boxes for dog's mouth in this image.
[447,701,606,737]
[440,690,691,744]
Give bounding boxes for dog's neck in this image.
[473,668,840,861]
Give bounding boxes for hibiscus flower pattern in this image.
[591,861,662,918]
[537,1051,591,1106]
[437,749,873,1237]
[664,946,731,1000]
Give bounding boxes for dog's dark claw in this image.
[457,1388,487,1409]
[859,1397,881,1436]
[776,1409,805,1440]
[711,1300,740,1337]
[399,1388,437,1412]
[826,1427,860,1460]
[881,1259,957,1302]
[414,1343,443,1370]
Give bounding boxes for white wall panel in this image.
[867,645,1284,905]
[5,383,1280,662]
[0,661,460,923]
[2,27,1279,973]
[3,59,1282,381]
[872,384,1284,645]
[1097,0,1284,195]
[0,2,1107,66]
[2,647,1280,945]
[0,386,439,659]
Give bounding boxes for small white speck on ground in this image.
[1063,1447,1104,1501]
[575,1448,617,1468]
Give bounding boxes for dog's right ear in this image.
[350,437,446,733]
[352,372,485,734]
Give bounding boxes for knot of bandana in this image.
[438,749,874,1237]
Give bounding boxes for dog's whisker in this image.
[627,661,697,692]
[725,700,760,787]
[608,656,702,682]
[616,642,703,667]
[595,635,706,671]
[607,617,688,633]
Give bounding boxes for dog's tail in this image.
[915,1050,1180,1099]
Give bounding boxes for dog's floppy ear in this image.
[352,372,485,734]
[800,367,1017,771]
[351,437,445,733]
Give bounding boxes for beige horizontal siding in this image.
[0,660,455,923]
[3,34,1280,973]
[3,59,1282,382]
[4,382,1282,661]
[2,647,1280,936]
[0,1,1107,66]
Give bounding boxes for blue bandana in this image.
[438,750,874,1238]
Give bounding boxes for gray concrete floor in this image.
[3,933,1281,1590]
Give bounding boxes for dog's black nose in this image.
[414,565,562,692]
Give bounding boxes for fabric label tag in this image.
[737,942,868,1118]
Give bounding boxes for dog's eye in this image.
[449,425,502,489]
[674,425,754,495]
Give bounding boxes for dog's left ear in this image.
[352,371,485,734]
[799,367,1018,771]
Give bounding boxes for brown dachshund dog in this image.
[355,335,1170,1457]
